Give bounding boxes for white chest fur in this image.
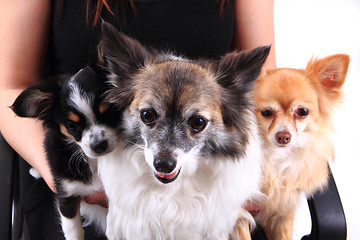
[98,135,262,240]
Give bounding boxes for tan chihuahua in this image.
[236,54,349,240]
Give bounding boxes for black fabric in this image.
[23,1,235,239]
[22,178,64,240]
[48,0,234,75]
[0,133,15,240]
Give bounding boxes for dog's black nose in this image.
[275,131,292,145]
[154,158,177,173]
[91,140,108,154]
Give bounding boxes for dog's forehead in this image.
[132,61,221,115]
[137,61,219,99]
[255,69,318,110]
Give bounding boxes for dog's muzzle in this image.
[153,158,181,184]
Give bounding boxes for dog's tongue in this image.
[157,171,177,179]
[154,168,181,184]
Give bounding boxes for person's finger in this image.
[83,191,108,208]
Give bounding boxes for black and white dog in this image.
[97,22,269,240]
[11,66,121,239]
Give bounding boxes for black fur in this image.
[58,196,81,219]
[11,66,121,228]
[213,46,271,155]
[216,46,271,128]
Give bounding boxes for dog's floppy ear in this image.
[98,21,155,82]
[11,77,63,120]
[217,45,270,129]
[306,54,350,101]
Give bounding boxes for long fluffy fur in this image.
[248,54,350,240]
[97,22,270,240]
[100,137,262,239]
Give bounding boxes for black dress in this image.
[22,0,235,239]
[48,0,234,75]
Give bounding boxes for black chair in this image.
[0,133,35,240]
[0,132,18,240]
[0,133,347,240]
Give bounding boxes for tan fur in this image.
[99,103,109,114]
[68,112,80,122]
[130,61,224,125]
[232,218,252,240]
[237,54,349,240]
[60,124,74,140]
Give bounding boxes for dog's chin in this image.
[154,168,181,184]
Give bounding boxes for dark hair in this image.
[58,0,228,26]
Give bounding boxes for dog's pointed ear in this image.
[98,21,158,109]
[76,66,95,79]
[98,21,154,82]
[306,54,350,101]
[72,66,96,87]
[11,78,61,120]
[216,45,270,130]
[217,45,271,91]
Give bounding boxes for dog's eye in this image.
[188,116,208,134]
[66,121,78,132]
[260,109,273,118]
[140,109,157,127]
[295,108,309,119]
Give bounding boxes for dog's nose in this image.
[154,158,177,174]
[275,131,292,145]
[91,140,108,154]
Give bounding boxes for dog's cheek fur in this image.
[201,115,253,159]
[44,129,93,184]
[121,110,145,147]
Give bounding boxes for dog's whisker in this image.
[68,149,87,175]
[125,139,145,150]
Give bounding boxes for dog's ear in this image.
[71,66,96,87]
[98,21,155,82]
[216,45,270,129]
[11,78,62,120]
[98,21,157,109]
[306,54,350,101]
[217,45,271,91]
[75,66,95,79]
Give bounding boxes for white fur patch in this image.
[59,202,107,240]
[98,121,263,239]
[61,176,103,197]
[60,209,84,240]
[80,202,108,234]
[68,78,95,120]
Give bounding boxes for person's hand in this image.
[83,191,108,208]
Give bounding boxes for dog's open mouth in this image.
[154,168,181,184]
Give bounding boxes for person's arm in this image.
[232,0,277,68]
[0,0,56,192]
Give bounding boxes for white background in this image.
[274,0,360,239]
